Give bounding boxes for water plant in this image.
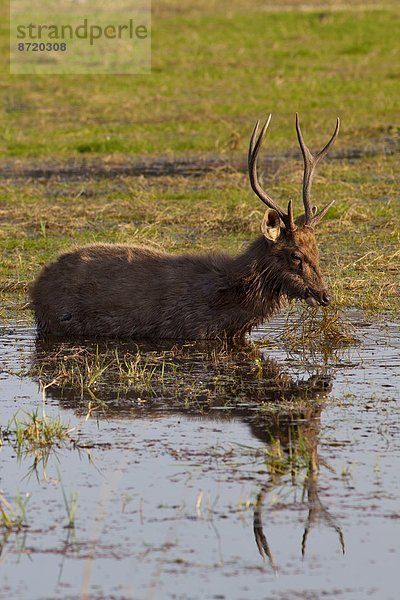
[0,492,30,532]
[10,409,73,452]
[60,482,79,530]
[1,401,81,480]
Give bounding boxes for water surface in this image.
[0,313,399,599]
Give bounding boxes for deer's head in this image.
[249,113,339,307]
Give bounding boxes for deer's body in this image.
[30,113,340,340]
[30,237,284,339]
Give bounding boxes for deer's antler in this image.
[248,114,296,232]
[296,113,340,228]
[301,473,345,558]
[253,484,278,572]
[301,448,345,558]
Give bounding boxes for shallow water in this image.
[0,313,399,600]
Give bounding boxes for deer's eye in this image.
[291,252,303,264]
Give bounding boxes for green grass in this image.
[1,405,79,480]
[264,429,311,478]
[28,336,335,418]
[10,409,73,451]
[0,492,29,532]
[59,475,79,529]
[0,1,399,317]
[31,345,166,400]
[1,3,400,156]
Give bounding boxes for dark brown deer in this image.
[30,113,339,340]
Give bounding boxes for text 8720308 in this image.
[17,43,67,52]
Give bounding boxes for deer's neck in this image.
[231,236,285,318]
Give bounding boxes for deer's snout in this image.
[304,287,332,307]
[321,291,331,306]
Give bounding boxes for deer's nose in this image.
[321,292,331,306]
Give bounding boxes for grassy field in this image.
[0,0,399,316]
[2,3,400,155]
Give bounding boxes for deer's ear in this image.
[261,209,282,242]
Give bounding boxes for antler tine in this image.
[248,114,294,230]
[287,199,296,232]
[296,113,340,226]
[248,119,260,164]
[311,198,336,227]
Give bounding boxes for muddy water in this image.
[0,313,399,600]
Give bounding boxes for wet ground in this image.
[0,311,399,600]
[0,134,398,182]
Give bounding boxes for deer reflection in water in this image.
[31,337,344,567]
[253,406,345,571]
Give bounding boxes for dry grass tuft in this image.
[280,305,358,361]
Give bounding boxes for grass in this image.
[0,152,398,315]
[6,408,74,453]
[279,305,358,361]
[0,493,29,532]
[59,475,79,529]
[1,3,400,156]
[264,430,311,479]
[31,345,170,400]
[28,338,335,418]
[1,403,81,480]
[31,344,199,410]
[0,0,399,319]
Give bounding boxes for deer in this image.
[30,113,340,340]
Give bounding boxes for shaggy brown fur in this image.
[30,222,331,340]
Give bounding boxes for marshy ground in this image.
[1,0,399,598]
